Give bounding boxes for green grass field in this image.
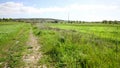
[34,23,120,68]
[0,22,30,68]
[0,22,120,68]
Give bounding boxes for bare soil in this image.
[22,29,45,68]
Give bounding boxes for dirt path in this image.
[22,29,45,68]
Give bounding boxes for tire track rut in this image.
[23,29,44,68]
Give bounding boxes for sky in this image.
[0,0,120,21]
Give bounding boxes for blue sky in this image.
[0,0,120,21]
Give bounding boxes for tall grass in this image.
[0,22,30,67]
[33,23,120,68]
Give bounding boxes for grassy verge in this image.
[33,23,120,68]
[0,22,30,68]
[48,23,120,41]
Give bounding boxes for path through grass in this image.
[22,26,46,68]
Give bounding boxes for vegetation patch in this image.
[0,22,30,68]
[34,23,120,68]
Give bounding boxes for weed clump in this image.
[59,36,65,43]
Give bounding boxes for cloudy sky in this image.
[0,0,120,21]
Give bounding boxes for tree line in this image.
[0,18,120,24]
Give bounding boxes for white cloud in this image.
[0,2,119,21]
[0,2,118,15]
[0,2,24,14]
[68,4,118,11]
[0,2,67,15]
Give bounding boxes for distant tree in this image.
[52,20,58,23]
[68,21,72,23]
[108,21,112,24]
[55,20,58,23]
[1,18,13,22]
[3,18,6,21]
[82,21,86,23]
[102,20,108,24]
[0,18,2,22]
[114,20,118,24]
[78,21,82,23]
